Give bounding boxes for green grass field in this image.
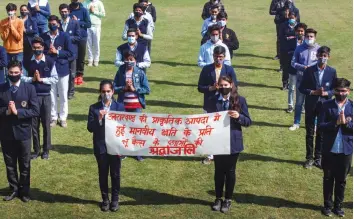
[0,0,353,218]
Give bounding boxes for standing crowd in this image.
[0,0,351,217]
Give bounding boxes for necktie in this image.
[10,85,18,93]
[222,100,229,111]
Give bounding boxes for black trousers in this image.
[280,52,290,84]
[322,153,352,208]
[276,23,281,57]
[76,39,87,76]
[95,153,121,202]
[1,139,31,196]
[214,153,239,199]
[305,104,323,160]
[68,60,77,97]
[32,95,51,154]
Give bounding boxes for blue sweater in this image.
[69,3,91,39]
[28,2,51,26]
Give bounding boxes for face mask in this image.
[210,35,219,42]
[215,59,223,65]
[49,24,58,32]
[134,11,143,17]
[20,12,28,17]
[304,38,315,46]
[33,49,43,56]
[335,93,348,102]
[288,19,296,26]
[297,34,304,40]
[218,20,226,27]
[7,11,15,17]
[211,15,217,20]
[127,36,136,44]
[61,14,69,20]
[101,93,112,102]
[125,61,135,67]
[317,57,328,65]
[219,87,232,96]
[8,74,21,83]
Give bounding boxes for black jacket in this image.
[269,0,300,24]
[201,1,225,20]
[146,2,157,23]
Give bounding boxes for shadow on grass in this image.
[0,187,99,205]
[84,76,110,83]
[99,60,115,65]
[68,114,87,122]
[236,53,273,60]
[120,187,210,206]
[152,60,195,67]
[75,87,97,94]
[149,80,195,87]
[248,105,283,111]
[207,190,320,210]
[238,81,280,89]
[51,144,92,155]
[147,100,201,109]
[252,121,294,128]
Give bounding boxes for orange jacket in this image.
[0,17,24,54]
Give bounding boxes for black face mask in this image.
[33,49,43,56]
[71,2,79,7]
[8,74,21,83]
[134,11,143,17]
[61,13,69,20]
[219,87,232,95]
[20,11,28,17]
[335,94,348,102]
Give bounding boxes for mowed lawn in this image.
[0,0,352,218]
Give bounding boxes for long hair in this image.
[98,80,114,101]
[218,76,240,112]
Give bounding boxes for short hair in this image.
[305,28,317,36]
[208,24,221,34]
[7,60,22,70]
[133,3,145,11]
[213,46,226,56]
[123,50,136,59]
[127,28,137,35]
[6,3,17,12]
[334,78,351,89]
[48,15,60,23]
[217,11,228,20]
[20,4,28,10]
[139,0,148,3]
[31,36,45,46]
[317,46,331,56]
[59,4,70,11]
[288,11,296,17]
[295,23,307,31]
[210,4,220,11]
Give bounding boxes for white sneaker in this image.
[289,124,300,131]
[93,61,99,67]
[87,61,93,67]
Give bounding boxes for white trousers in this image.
[87,25,101,62]
[203,109,214,160]
[51,75,69,121]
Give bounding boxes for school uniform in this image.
[207,94,251,199]
[198,40,231,68]
[28,0,50,34]
[319,99,353,209]
[87,100,124,202]
[22,16,38,71]
[0,81,39,197]
[41,31,74,122]
[198,63,237,112]
[122,17,153,49]
[115,42,151,70]
[299,64,337,161]
[201,1,225,20]
[0,46,8,84]
[60,18,81,98]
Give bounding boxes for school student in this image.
[87,80,125,212]
[206,75,251,213]
[319,78,352,217]
[289,28,320,131]
[0,46,8,84]
[140,0,156,23]
[201,0,224,20]
[28,0,50,34]
[113,50,150,162]
[299,46,337,169]
[201,4,220,37]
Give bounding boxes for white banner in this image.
[105,111,230,156]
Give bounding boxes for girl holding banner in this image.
[207,75,251,213]
[87,80,125,212]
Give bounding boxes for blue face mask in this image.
[217,20,226,27]
[288,19,296,26]
[127,36,136,44]
[125,61,135,67]
[49,24,58,32]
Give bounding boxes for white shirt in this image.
[198,40,231,68]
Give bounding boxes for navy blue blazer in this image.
[87,100,125,156]
[40,31,75,76]
[207,95,251,154]
[299,64,337,111]
[0,46,7,84]
[198,64,238,111]
[60,19,81,60]
[0,82,39,141]
[23,16,38,47]
[319,99,353,155]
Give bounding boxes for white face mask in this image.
[127,36,136,44]
[218,20,226,27]
[101,93,112,102]
[305,38,315,46]
[7,11,15,17]
[211,35,219,42]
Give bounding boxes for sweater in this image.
[0,17,24,53]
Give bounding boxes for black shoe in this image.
[211,198,223,211]
[332,207,345,217]
[110,201,119,212]
[303,159,314,169]
[314,159,322,169]
[100,201,110,212]
[31,152,40,160]
[220,199,231,213]
[321,207,332,216]
[282,83,288,90]
[68,94,74,100]
[41,152,49,160]
[3,192,18,201]
[20,195,30,203]
[136,156,144,162]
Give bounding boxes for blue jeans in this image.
[294,87,305,125]
[7,52,23,63]
[288,74,297,107]
[37,24,48,34]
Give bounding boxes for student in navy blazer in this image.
[0,60,39,202]
[318,78,352,217]
[198,46,237,113]
[87,80,124,212]
[0,45,8,84]
[19,5,38,71]
[299,46,337,169]
[41,15,74,127]
[206,75,251,213]
[59,3,81,99]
